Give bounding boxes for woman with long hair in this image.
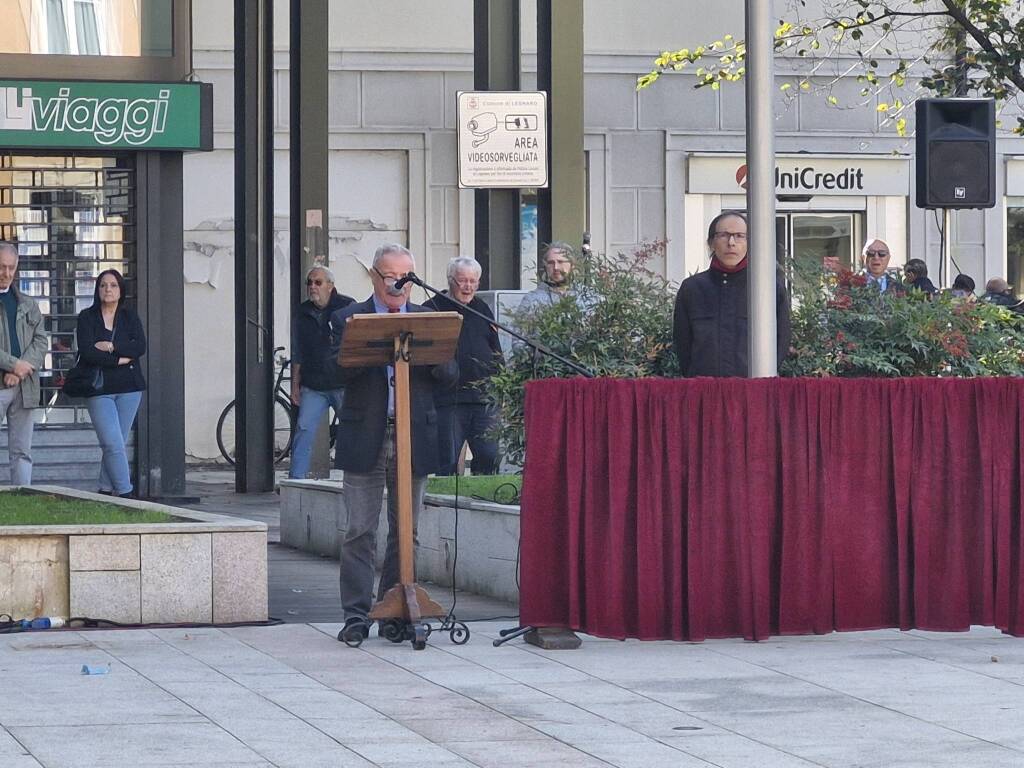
[75,269,146,497]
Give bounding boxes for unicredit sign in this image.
[690,153,909,197]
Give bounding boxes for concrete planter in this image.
[0,486,268,624]
[280,479,520,604]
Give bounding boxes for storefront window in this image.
[0,0,173,57]
[1008,208,1024,293]
[0,153,135,420]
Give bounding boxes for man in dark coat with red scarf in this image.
[673,211,791,377]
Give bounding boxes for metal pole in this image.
[745,0,778,377]
[234,0,275,491]
[473,0,520,290]
[290,0,331,478]
[537,0,585,264]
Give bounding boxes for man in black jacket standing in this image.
[674,211,791,377]
[327,244,458,641]
[425,257,503,475]
[288,266,354,479]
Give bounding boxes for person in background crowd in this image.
[951,273,977,301]
[76,270,146,497]
[904,258,938,295]
[673,211,791,377]
[0,242,46,486]
[860,237,903,295]
[288,265,354,480]
[327,244,458,643]
[517,241,580,314]
[425,256,503,476]
[981,278,1021,312]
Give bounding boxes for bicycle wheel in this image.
[273,395,296,464]
[216,400,237,466]
[216,397,294,466]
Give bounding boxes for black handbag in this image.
[62,360,103,398]
[63,320,114,398]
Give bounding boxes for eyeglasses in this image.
[713,231,747,242]
[306,279,327,286]
[865,250,890,258]
[373,266,408,283]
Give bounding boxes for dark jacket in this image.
[673,267,791,378]
[908,276,938,295]
[291,290,354,391]
[982,291,1023,312]
[326,298,459,475]
[75,305,147,394]
[424,292,502,405]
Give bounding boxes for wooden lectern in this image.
[337,310,462,649]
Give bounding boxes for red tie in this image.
[388,307,400,313]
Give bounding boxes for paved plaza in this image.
[3,473,1024,767]
[2,623,1024,767]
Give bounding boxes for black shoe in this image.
[338,617,370,645]
[97,490,112,496]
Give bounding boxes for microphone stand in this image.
[409,273,593,647]
[409,274,595,379]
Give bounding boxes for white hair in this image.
[861,237,890,257]
[372,243,416,270]
[0,242,18,260]
[447,256,482,281]
[305,264,334,283]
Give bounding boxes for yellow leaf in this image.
[896,117,907,136]
[877,103,890,112]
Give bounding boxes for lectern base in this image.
[370,583,445,622]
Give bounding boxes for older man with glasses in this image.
[288,265,354,480]
[325,243,458,643]
[860,238,904,296]
[425,256,503,476]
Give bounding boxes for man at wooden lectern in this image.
[326,243,459,642]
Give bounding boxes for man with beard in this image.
[517,241,580,314]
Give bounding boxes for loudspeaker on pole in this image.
[915,98,995,210]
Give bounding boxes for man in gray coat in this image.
[0,242,47,485]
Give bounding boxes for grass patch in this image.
[0,492,181,526]
[427,474,522,504]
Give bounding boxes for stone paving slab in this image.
[3,622,1024,767]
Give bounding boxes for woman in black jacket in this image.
[76,270,146,497]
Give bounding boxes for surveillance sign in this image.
[457,91,548,188]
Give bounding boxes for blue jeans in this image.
[86,391,142,495]
[289,386,344,479]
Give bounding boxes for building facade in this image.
[0,0,207,493]
[181,0,1024,460]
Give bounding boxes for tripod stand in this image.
[404,271,594,648]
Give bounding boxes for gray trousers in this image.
[339,423,426,621]
[0,385,33,486]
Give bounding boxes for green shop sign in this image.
[0,80,212,151]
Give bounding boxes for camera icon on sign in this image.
[468,112,498,147]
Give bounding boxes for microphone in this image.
[393,272,420,290]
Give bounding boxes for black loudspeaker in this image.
[915,98,995,209]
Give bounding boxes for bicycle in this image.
[216,347,341,466]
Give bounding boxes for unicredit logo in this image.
[735,163,866,193]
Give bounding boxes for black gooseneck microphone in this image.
[393,272,421,290]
